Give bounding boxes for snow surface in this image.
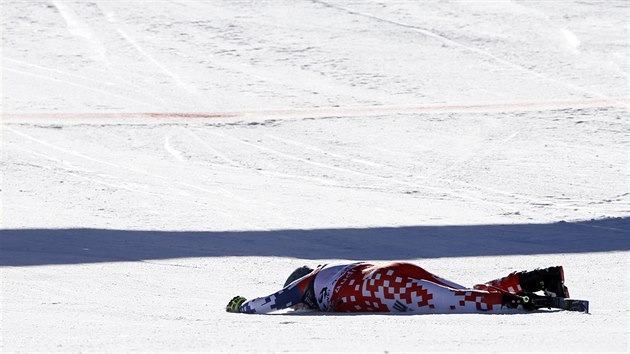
[1,0,629,352]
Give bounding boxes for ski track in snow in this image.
[4,67,158,108]
[311,0,608,99]
[162,129,276,207]
[211,129,537,208]
[263,129,619,214]
[6,126,122,169]
[94,0,204,103]
[510,1,582,49]
[115,28,205,101]
[186,128,342,187]
[3,126,264,223]
[164,135,186,162]
[3,57,172,109]
[40,1,178,110]
[3,57,114,87]
[9,141,236,219]
[430,132,521,179]
[266,134,387,169]
[183,128,240,167]
[51,0,108,65]
[5,122,280,216]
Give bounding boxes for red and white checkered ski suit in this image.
[238,262,522,314]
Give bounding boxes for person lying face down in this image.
[226,261,570,314]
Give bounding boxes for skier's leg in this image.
[333,263,532,313]
[474,271,523,294]
[407,279,516,313]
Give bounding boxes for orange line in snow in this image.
[2,98,628,121]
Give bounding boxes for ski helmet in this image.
[284,266,314,287]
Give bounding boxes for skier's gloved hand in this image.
[226,296,247,313]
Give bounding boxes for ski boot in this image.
[519,266,570,298]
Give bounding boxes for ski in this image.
[531,296,589,313]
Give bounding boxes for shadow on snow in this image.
[0,217,628,266]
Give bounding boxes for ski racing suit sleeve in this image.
[237,268,320,314]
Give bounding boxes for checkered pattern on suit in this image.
[330,262,504,313]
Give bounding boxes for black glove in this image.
[226,296,247,313]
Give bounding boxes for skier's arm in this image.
[226,278,311,314]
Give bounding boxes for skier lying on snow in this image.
[226,261,575,314]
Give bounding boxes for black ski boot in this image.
[519,266,570,298]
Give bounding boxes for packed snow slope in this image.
[1,0,629,353]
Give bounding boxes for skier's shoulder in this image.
[314,262,370,285]
[318,261,370,273]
